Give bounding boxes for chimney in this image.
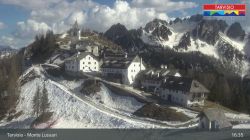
[77,51,80,57]
[161,65,164,69]
[140,57,142,70]
[78,30,81,40]
[125,52,128,58]
[164,78,167,83]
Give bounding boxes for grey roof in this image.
[140,69,209,94]
[101,55,142,69]
[201,108,232,128]
[142,68,180,78]
[65,52,98,62]
[160,76,209,93]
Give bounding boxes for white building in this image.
[157,76,209,107]
[198,108,232,131]
[65,52,99,73]
[138,69,182,92]
[101,54,146,85]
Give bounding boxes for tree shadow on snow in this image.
[0,117,35,129]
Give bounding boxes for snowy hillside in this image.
[141,22,246,59]
[0,66,198,129]
[137,18,250,76]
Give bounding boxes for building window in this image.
[89,57,91,60]
[94,67,96,70]
[83,62,85,64]
[94,62,96,64]
[88,62,91,64]
[131,70,133,72]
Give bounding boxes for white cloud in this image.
[0,0,197,48]
[0,35,31,48]
[0,0,62,10]
[13,19,51,39]
[85,1,169,32]
[0,20,50,48]
[131,0,198,12]
[0,22,6,29]
[13,0,171,34]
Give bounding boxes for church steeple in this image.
[69,19,82,44]
[73,19,79,31]
[71,19,80,38]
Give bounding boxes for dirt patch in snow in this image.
[134,103,191,122]
[31,112,53,128]
[81,79,101,95]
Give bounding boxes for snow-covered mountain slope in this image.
[55,77,144,115]
[0,66,198,128]
[138,17,250,76]
[141,21,246,58]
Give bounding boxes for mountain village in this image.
[1,17,250,131]
[38,20,247,131]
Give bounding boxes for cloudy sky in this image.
[0,0,249,48]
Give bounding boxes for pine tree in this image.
[41,82,50,114]
[33,87,41,117]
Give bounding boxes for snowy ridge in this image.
[141,30,183,48]
[218,32,245,53]
[187,38,219,59]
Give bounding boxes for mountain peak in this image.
[108,23,127,32]
[192,19,228,45]
[189,14,203,22]
[104,23,128,41]
[144,18,168,33]
[226,22,245,41]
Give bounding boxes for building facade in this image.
[157,77,209,107]
[138,69,182,92]
[65,52,99,73]
[101,54,146,85]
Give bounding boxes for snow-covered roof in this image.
[160,76,209,94]
[65,52,98,62]
[101,55,143,69]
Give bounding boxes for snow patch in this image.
[169,107,198,119]
[91,85,144,115]
[219,32,245,53]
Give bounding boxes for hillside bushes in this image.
[27,30,58,63]
[0,53,22,120]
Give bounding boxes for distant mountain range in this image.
[0,45,17,58]
[103,14,250,76]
